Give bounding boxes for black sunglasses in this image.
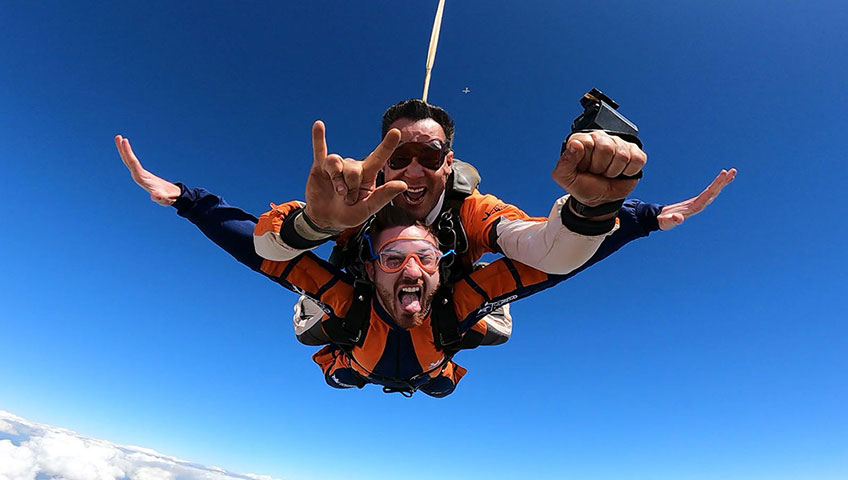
[387,140,450,170]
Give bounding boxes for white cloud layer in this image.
[0,410,281,480]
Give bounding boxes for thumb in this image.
[364,180,408,213]
[553,141,584,188]
[561,140,584,172]
[659,213,685,231]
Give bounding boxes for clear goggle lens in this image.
[375,236,448,274]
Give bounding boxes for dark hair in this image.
[381,99,455,148]
[370,205,430,237]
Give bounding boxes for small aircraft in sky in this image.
[462,87,470,94]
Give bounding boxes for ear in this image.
[443,151,454,173]
[365,261,375,281]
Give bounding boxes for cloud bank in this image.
[0,410,281,480]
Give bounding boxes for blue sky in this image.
[2,1,847,479]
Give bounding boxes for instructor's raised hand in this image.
[303,121,407,230]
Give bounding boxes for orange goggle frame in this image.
[372,236,452,274]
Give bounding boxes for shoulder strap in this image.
[433,158,481,282]
[321,279,372,349]
[431,284,462,355]
[322,217,379,349]
[448,159,480,198]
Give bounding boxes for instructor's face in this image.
[366,225,441,329]
[383,118,453,220]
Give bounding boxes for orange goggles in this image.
[373,236,451,274]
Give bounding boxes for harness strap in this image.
[382,386,415,397]
[428,161,481,355]
[342,280,372,346]
[431,284,462,354]
[348,342,458,398]
[322,280,372,348]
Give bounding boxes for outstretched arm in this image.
[116,133,266,270]
[457,131,648,276]
[455,168,738,328]
[532,168,738,278]
[115,134,354,335]
[173,186,355,320]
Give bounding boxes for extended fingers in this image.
[658,168,737,226]
[362,128,401,175]
[362,180,408,214]
[115,135,143,176]
[115,135,131,164]
[711,168,737,192]
[726,168,737,181]
[699,168,738,205]
[706,169,728,192]
[311,121,328,167]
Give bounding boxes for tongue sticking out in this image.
[399,291,422,314]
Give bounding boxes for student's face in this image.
[366,225,441,329]
[382,118,453,220]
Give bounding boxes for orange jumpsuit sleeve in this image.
[458,190,546,262]
[254,201,361,261]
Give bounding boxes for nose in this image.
[401,256,425,277]
[402,157,426,178]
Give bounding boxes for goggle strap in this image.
[362,233,378,261]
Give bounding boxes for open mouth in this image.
[397,284,423,314]
[402,186,426,205]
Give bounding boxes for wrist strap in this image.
[566,196,624,218]
[561,199,617,236]
[280,209,341,250]
[299,209,343,236]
